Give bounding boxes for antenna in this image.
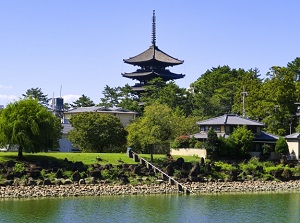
[60,85,62,98]
[241,86,248,118]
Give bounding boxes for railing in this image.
[127,149,192,194]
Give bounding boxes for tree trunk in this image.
[150,145,154,163]
[18,147,24,160]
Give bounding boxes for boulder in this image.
[43,178,52,185]
[89,169,102,179]
[165,164,174,176]
[72,171,81,182]
[133,165,141,175]
[55,169,64,178]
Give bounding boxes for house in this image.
[63,106,137,126]
[57,106,137,152]
[171,114,279,158]
[285,133,300,160]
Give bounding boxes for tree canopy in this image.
[126,103,198,154]
[71,94,95,108]
[0,99,62,159]
[68,112,127,152]
[22,87,50,108]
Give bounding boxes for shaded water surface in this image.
[1,192,300,223]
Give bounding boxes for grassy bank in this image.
[0,152,199,165]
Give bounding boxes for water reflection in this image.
[1,192,300,223]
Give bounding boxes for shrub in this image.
[194,141,203,148]
[172,135,190,148]
[275,137,289,155]
[214,161,238,172]
[14,163,25,173]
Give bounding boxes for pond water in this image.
[1,192,300,223]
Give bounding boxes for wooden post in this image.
[169,178,175,185]
[140,159,146,165]
[133,154,139,162]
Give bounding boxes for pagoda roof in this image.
[122,69,185,81]
[123,45,183,67]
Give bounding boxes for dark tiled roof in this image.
[191,131,278,142]
[196,114,264,126]
[123,45,183,66]
[65,106,137,115]
[122,70,185,81]
[254,131,279,142]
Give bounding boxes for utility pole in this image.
[241,86,248,118]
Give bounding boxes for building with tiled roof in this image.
[193,114,278,156]
[122,10,185,93]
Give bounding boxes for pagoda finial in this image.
[152,10,156,46]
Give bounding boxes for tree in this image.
[205,128,220,159]
[67,112,127,152]
[260,66,297,135]
[98,85,121,107]
[0,99,62,159]
[275,137,289,155]
[141,78,193,116]
[126,103,197,160]
[228,125,254,157]
[71,94,95,108]
[190,66,245,118]
[22,87,50,108]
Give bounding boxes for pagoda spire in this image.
[152,10,156,46]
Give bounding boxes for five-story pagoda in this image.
[122,10,185,93]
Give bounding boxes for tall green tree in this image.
[71,94,95,108]
[22,87,50,108]
[190,66,245,118]
[141,78,193,116]
[98,85,121,107]
[260,66,297,135]
[126,103,197,159]
[0,99,62,159]
[68,113,127,152]
[205,128,220,159]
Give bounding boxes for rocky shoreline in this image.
[1,180,300,198]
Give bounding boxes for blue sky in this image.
[1,1,300,106]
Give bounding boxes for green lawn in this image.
[0,152,199,165]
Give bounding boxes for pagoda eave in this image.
[122,70,185,81]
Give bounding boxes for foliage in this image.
[22,87,50,108]
[275,137,289,155]
[71,94,95,108]
[204,128,220,159]
[227,125,254,157]
[214,161,238,171]
[127,103,198,154]
[171,135,190,148]
[101,167,120,180]
[141,78,193,116]
[68,113,127,153]
[0,99,62,159]
[14,163,25,173]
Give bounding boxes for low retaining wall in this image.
[170,148,206,158]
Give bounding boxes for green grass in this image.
[0,152,199,165]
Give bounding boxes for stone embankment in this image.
[1,180,300,198]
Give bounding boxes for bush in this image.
[172,135,190,148]
[275,137,289,155]
[14,163,25,173]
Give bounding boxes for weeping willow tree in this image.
[0,99,62,159]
